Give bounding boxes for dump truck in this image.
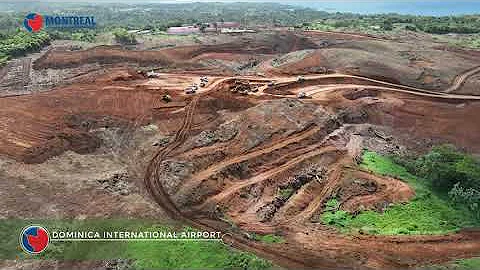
[185,84,198,94]
[185,87,196,94]
[297,75,305,82]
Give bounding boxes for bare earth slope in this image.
[1,31,480,269]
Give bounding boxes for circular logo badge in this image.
[23,13,43,33]
[20,225,49,254]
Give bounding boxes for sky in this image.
[3,0,478,16]
[4,0,472,1]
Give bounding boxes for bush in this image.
[112,28,137,45]
[415,145,480,191]
[277,187,294,201]
[321,209,352,227]
[449,183,480,219]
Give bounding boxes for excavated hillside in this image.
[1,31,480,270]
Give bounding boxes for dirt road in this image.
[445,65,480,93]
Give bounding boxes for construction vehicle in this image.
[297,92,307,99]
[162,94,172,102]
[239,89,249,95]
[147,70,160,78]
[185,87,196,94]
[185,83,199,94]
[267,81,275,87]
[297,75,305,82]
[200,76,209,82]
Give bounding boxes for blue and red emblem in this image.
[20,225,49,254]
[23,13,44,33]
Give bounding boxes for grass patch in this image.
[322,151,479,235]
[251,233,285,244]
[422,257,480,270]
[0,219,273,269]
[277,187,295,201]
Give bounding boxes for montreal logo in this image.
[24,13,44,33]
[20,225,49,254]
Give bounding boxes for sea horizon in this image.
[286,1,480,16]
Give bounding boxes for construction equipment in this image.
[297,92,308,99]
[147,70,160,78]
[162,94,172,102]
[185,83,198,94]
[231,80,252,94]
[185,87,196,94]
[267,81,275,87]
[297,75,305,82]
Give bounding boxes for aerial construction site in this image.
[1,19,480,270]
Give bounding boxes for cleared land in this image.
[0,30,479,269]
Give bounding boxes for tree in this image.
[416,145,480,191]
[112,28,136,45]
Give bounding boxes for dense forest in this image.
[1,1,480,65]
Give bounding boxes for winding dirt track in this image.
[445,66,480,93]
[188,68,480,100]
[176,127,321,191]
[141,65,480,269]
[5,43,479,268]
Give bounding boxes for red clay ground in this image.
[1,32,480,269]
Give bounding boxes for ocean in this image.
[285,1,480,16]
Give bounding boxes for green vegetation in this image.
[321,198,352,228]
[0,219,272,269]
[321,148,479,235]
[422,257,480,270]
[304,14,480,34]
[251,233,285,244]
[277,187,295,201]
[0,2,479,65]
[445,35,480,49]
[393,145,480,218]
[112,28,137,45]
[2,2,480,36]
[0,31,50,66]
[414,145,480,191]
[49,29,97,43]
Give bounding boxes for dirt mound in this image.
[33,46,172,69]
[338,170,415,213]
[22,128,101,164]
[342,88,378,100]
[33,33,318,72]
